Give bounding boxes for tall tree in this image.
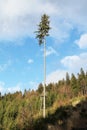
[71,73,78,96]
[78,68,86,95]
[66,72,70,85]
[35,14,51,118]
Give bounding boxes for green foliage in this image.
[71,73,79,96]
[77,68,86,95]
[0,68,87,129]
[66,72,70,85]
[35,14,51,45]
[37,83,43,93]
[0,102,4,125]
[46,91,57,107]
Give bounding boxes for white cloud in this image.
[61,52,87,72]
[0,80,38,94]
[46,70,67,84]
[0,0,87,42]
[0,60,11,72]
[61,55,80,69]
[28,59,34,64]
[75,34,87,49]
[0,0,56,40]
[0,81,23,95]
[7,83,21,93]
[41,46,58,57]
[0,81,5,93]
[50,18,73,42]
[50,0,87,26]
[46,46,58,56]
[29,81,38,90]
[1,0,56,18]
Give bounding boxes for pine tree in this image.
[66,72,70,85]
[35,14,51,118]
[78,68,86,95]
[71,73,78,96]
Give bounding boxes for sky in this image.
[0,0,87,94]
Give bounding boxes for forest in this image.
[0,68,87,130]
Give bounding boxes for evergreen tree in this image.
[37,83,43,93]
[35,14,51,118]
[71,73,78,96]
[66,72,70,85]
[78,68,86,95]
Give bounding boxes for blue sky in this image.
[0,0,87,94]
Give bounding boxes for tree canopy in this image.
[35,14,51,45]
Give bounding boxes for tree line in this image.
[0,68,87,130]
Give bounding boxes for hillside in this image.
[0,68,87,130]
[36,96,87,130]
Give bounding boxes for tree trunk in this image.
[43,38,46,118]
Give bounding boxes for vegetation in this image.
[0,68,87,130]
[35,14,51,118]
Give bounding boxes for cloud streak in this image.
[0,60,11,72]
[46,46,58,56]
